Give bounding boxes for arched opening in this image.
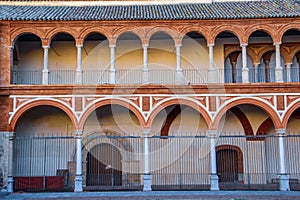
[282,29,300,82]
[12,34,43,84]
[149,32,176,84]
[83,32,109,84]
[181,31,209,84]
[86,143,122,186]
[13,105,75,191]
[248,30,277,83]
[217,31,241,83]
[216,145,243,183]
[115,32,142,84]
[150,103,210,189]
[49,33,76,84]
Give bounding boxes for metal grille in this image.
[12,134,300,191]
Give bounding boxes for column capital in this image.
[10,45,14,50]
[75,130,83,136]
[275,128,286,136]
[142,129,151,136]
[274,42,282,46]
[285,63,293,67]
[240,43,248,48]
[76,45,83,48]
[142,44,149,48]
[109,44,116,48]
[253,63,260,67]
[175,44,182,48]
[207,43,215,47]
[5,132,16,140]
[42,46,50,49]
[207,130,219,138]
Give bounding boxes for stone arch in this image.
[213,98,280,130]
[79,27,110,45]
[212,25,243,44]
[147,97,212,129]
[45,28,78,46]
[9,99,78,131]
[178,27,209,45]
[245,25,276,43]
[114,30,143,45]
[278,24,300,42]
[11,28,44,46]
[282,100,300,129]
[79,98,145,130]
[145,27,178,45]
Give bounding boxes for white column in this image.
[143,129,151,191]
[276,128,290,191]
[207,44,216,83]
[109,45,116,84]
[7,132,15,193]
[241,44,249,83]
[254,63,259,83]
[42,46,50,85]
[286,63,292,82]
[274,43,283,82]
[175,44,184,84]
[74,130,83,192]
[75,45,83,84]
[208,130,219,191]
[143,44,149,84]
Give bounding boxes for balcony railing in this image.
[10,68,269,85]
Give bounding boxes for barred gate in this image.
[12,134,300,191]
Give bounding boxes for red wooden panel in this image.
[14,177,43,190]
[45,176,64,190]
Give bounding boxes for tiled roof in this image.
[0,0,300,21]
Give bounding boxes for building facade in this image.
[0,0,300,192]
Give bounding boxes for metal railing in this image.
[12,134,300,192]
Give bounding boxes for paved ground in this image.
[1,191,300,200]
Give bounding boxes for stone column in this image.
[7,132,15,193]
[142,129,151,191]
[231,62,237,83]
[142,44,149,84]
[208,130,219,191]
[285,63,292,82]
[207,44,216,83]
[274,43,283,82]
[74,130,83,192]
[253,63,259,83]
[75,45,83,84]
[42,46,50,85]
[175,44,184,84]
[109,45,116,84]
[276,128,290,191]
[241,44,249,83]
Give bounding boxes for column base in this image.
[75,70,83,84]
[210,174,219,191]
[275,67,284,83]
[207,68,216,83]
[7,177,14,193]
[143,174,152,191]
[176,69,185,85]
[42,70,49,85]
[242,68,249,83]
[74,175,83,192]
[279,174,290,191]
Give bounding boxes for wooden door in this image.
[216,149,238,182]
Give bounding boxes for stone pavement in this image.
[1,191,300,200]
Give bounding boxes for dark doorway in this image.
[216,148,239,182]
[86,143,122,186]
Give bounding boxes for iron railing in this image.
[12,134,300,191]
